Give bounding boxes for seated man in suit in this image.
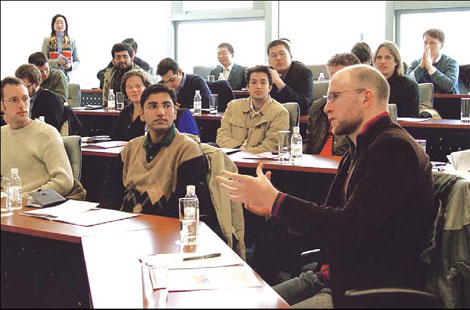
[217,65,436,308]
[157,57,212,109]
[210,42,247,90]
[28,52,68,103]
[97,38,151,89]
[305,53,360,156]
[15,64,64,132]
[406,28,459,94]
[267,38,313,115]
[1,77,73,197]
[216,65,289,153]
[99,84,220,232]
[102,43,155,104]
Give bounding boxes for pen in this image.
[183,253,221,261]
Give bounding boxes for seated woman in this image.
[374,41,420,117]
[110,69,153,141]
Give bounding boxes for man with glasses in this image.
[406,28,459,94]
[157,57,211,109]
[267,38,313,115]
[1,77,73,197]
[217,65,435,307]
[99,84,218,231]
[15,64,64,132]
[102,43,155,104]
[28,52,68,103]
[209,42,247,90]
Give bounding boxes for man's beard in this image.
[333,112,363,136]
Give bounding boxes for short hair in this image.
[343,64,390,104]
[122,38,137,51]
[28,52,48,66]
[327,53,361,68]
[51,14,69,37]
[245,65,273,86]
[374,41,404,77]
[1,77,24,101]
[15,64,42,84]
[423,28,445,44]
[111,43,134,58]
[351,42,372,64]
[120,69,154,98]
[267,38,292,56]
[140,83,177,109]
[217,42,234,54]
[157,58,179,77]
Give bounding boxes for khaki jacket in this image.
[216,97,289,153]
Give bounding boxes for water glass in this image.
[210,94,218,114]
[415,139,427,153]
[116,92,125,111]
[461,98,470,124]
[178,198,198,245]
[278,131,290,163]
[207,75,215,82]
[1,177,13,217]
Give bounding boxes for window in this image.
[398,10,470,66]
[183,1,252,12]
[279,1,386,65]
[176,19,265,74]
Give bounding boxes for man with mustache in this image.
[102,43,154,104]
[216,65,289,153]
[99,84,219,233]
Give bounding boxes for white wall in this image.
[1,1,173,88]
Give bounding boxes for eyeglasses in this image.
[4,96,30,105]
[269,50,288,59]
[323,88,366,102]
[144,102,173,110]
[162,74,178,84]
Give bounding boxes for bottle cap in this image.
[293,126,300,134]
[186,185,195,194]
[11,168,18,175]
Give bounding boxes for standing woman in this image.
[374,41,420,117]
[110,69,154,141]
[42,14,80,82]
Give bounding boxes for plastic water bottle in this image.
[291,126,302,165]
[185,185,199,228]
[107,89,116,109]
[193,90,202,115]
[318,72,326,81]
[9,168,22,210]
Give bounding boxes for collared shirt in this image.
[428,53,442,76]
[241,97,266,147]
[142,124,176,162]
[223,63,234,80]
[175,72,187,95]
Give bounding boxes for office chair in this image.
[312,80,329,101]
[387,103,398,124]
[207,80,236,112]
[282,102,300,135]
[62,135,82,181]
[307,64,329,80]
[67,83,81,107]
[418,83,442,119]
[60,106,85,136]
[192,66,213,79]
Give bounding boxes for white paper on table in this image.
[243,152,279,160]
[21,199,98,218]
[447,149,470,172]
[166,265,262,291]
[141,252,242,270]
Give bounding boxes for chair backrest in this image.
[419,83,434,109]
[206,80,236,112]
[67,83,81,107]
[283,102,300,134]
[387,103,398,124]
[312,80,329,101]
[62,135,82,180]
[307,64,329,80]
[81,89,103,106]
[192,66,213,79]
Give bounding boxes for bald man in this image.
[217,65,436,307]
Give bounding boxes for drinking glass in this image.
[178,197,198,245]
[415,139,427,153]
[278,131,290,163]
[207,75,215,82]
[116,92,125,111]
[461,98,470,124]
[210,94,218,114]
[1,177,13,217]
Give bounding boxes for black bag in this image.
[29,189,67,208]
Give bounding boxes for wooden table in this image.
[1,209,289,308]
[433,93,470,119]
[72,107,120,136]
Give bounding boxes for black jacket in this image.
[31,87,64,132]
[210,63,247,90]
[388,71,420,117]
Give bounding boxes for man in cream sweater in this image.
[1,77,73,196]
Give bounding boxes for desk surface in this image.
[1,210,289,308]
[72,107,120,116]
